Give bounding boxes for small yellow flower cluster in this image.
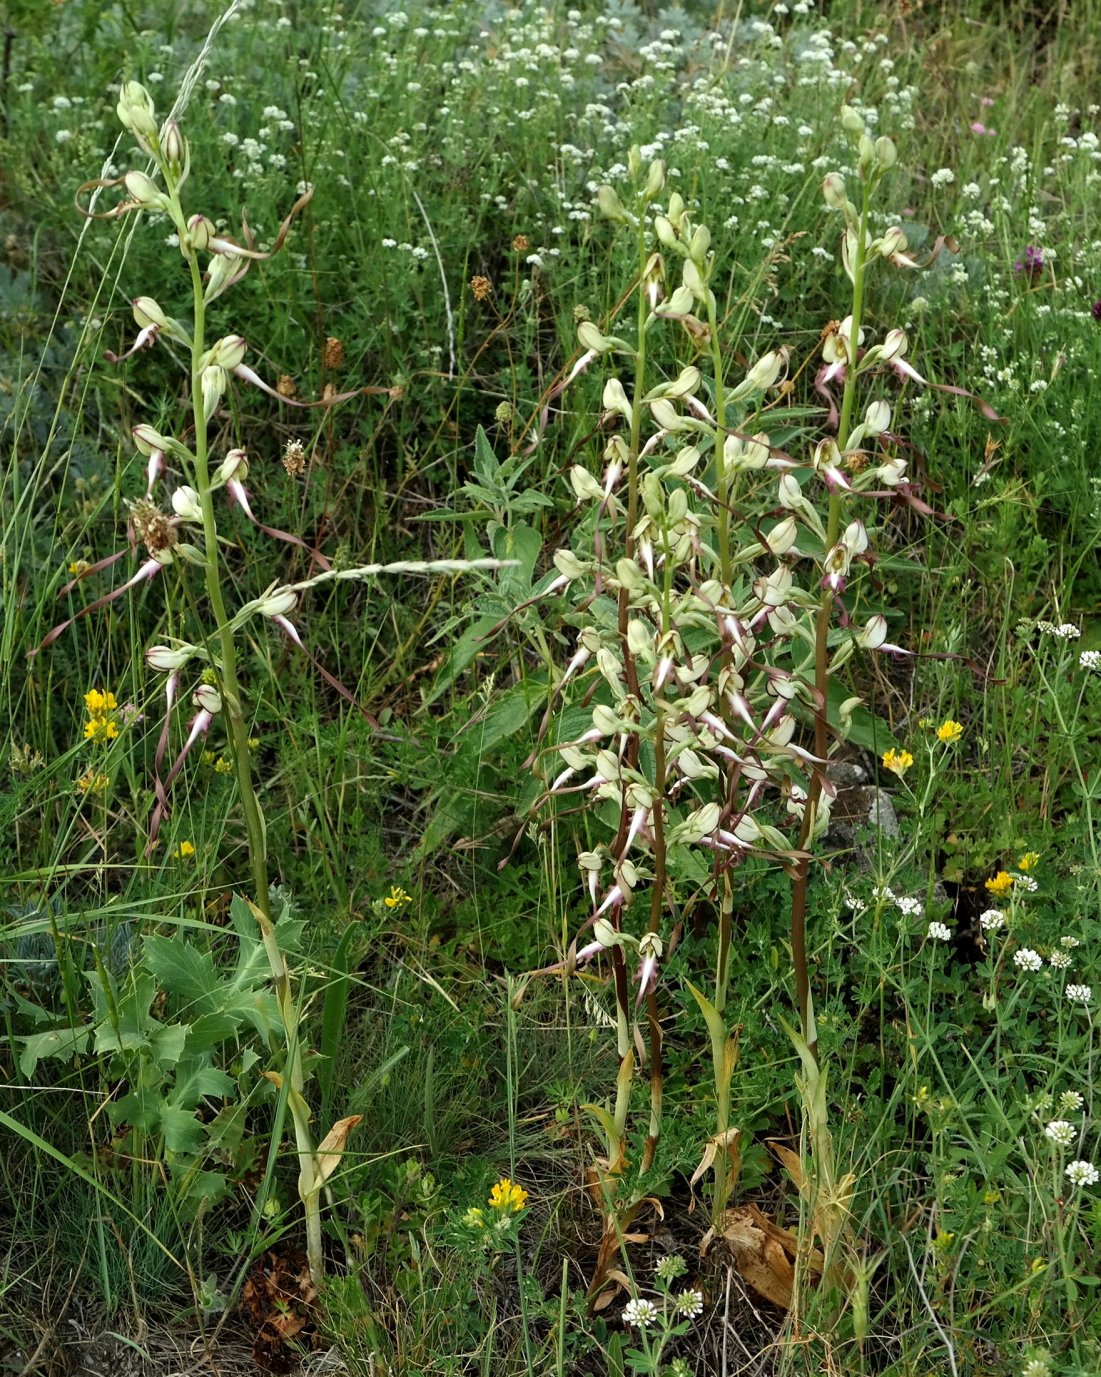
[83,689,120,744]
[883,720,965,776]
[1018,851,1040,871]
[488,1177,528,1213]
[76,770,110,794]
[383,886,412,909]
[172,840,196,861]
[985,871,1014,897]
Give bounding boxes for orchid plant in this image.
[535,111,993,1240]
[33,81,504,1283]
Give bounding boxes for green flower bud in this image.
[840,105,865,137]
[688,223,711,265]
[133,423,173,456]
[857,133,876,179]
[132,296,169,330]
[200,365,227,417]
[161,121,185,169]
[186,214,215,252]
[602,377,632,423]
[822,173,847,210]
[597,184,630,223]
[123,169,166,210]
[642,159,666,202]
[116,81,158,142]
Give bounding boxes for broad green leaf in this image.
[170,1058,235,1110]
[473,423,502,486]
[461,684,541,751]
[491,520,542,594]
[160,1105,206,1153]
[18,1025,91,1077]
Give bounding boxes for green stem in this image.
[790,184,872,1058]
[705,276,731,589]
[166,170,319,1274]
[184,249,272,922]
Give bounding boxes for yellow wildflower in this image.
[488,1178,528,1213]
[383,886,412,908]
[214,756,234,775]
[936,719,963,743]
[68,559,91,577]
[463,1207,486,1229]
[83,716,119,743]
[84,689,118,714]
[76,770,110,794]
[985,871,1014,898]
[1017,851,1040,871]
[172,840,196,861]
[882,748,914,775]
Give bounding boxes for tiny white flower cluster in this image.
[1048,951,1072,970]
[926,921,951,943]
[1081,650,1101,671]
[1035,620,1081,639]
[1065,1160,1099,1187]
[979,909,1005,931]
[1044,1119,1076,1146]
[1013,948,1043,972]
[876,886,923,919]
[622,1298,659,1328]
[1065,984,1092,1003]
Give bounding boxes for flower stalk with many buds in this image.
[36,81,509,1282]
[536,115,980,1227]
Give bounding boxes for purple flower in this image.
[1091,300,1101,320]
[1014,245,1044,277]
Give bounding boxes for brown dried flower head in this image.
[277,374,298,398]
[511,234,530,253]
[470,275,492,302]
[130,498,178,558]
[322,335,345,370]
[283,438,306,477]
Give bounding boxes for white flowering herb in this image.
[1065,1160,1100,1187]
